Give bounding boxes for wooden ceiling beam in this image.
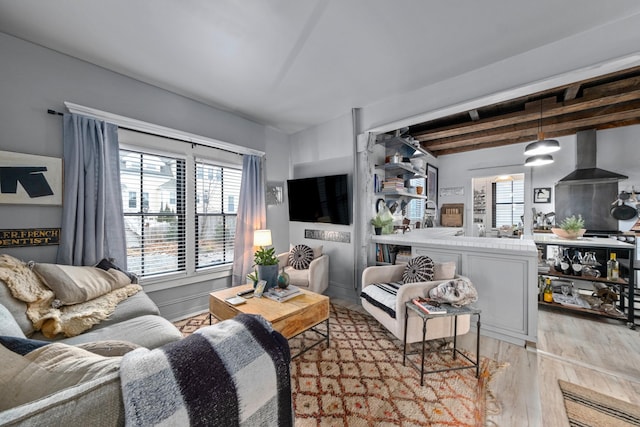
[422,105,640,151]
[413,88,640,142]
[563,84,581,101]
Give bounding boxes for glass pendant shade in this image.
[525,154,554,167]
[524,138,560,155]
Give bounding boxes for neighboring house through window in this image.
[195,161,241,269]
[118,128,244,280]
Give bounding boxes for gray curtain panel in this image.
[57,113,127,268]
[232,155,266,284]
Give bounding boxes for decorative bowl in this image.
[551,228,586,240]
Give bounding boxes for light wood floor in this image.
[333,298,640,426]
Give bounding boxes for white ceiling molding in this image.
[64,102,265,157]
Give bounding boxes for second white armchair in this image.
[277,245,329,294]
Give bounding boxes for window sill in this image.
[140,264,233,293]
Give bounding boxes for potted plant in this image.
[371,214,393,235]
[247,269,259,288]
[552,214,586,239]
[254,246,279,289]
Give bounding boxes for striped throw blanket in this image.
[360,281,403,318]
[120,314,292,427]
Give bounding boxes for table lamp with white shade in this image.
[253,229,278,289]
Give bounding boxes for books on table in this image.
[264,285,302,302]
[412,297,447,314]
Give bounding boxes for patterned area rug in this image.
[174,304,504,426]
[559,380,640,426]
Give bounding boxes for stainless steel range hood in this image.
[555,129,627,233]
[557,129,628,184]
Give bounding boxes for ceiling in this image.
[2,0,640,137]
[405,65,640,156]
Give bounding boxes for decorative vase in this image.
[277,267,290,289]
[257,264,278,290]
[374,227,382,235]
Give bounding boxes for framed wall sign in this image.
[534,187,551,203]
[266,181,283,205]
[426,164,438,204]
[0,151,63,205]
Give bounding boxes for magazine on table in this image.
[264,285,302,302]
[412,297,447,314]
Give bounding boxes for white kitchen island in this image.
[371,228,539,346]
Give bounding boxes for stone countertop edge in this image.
[371,230,537,254]
[531,233,635,249]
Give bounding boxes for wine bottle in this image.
[543,278,554,303]
[560,249,572,275]
[607,253,619,281]
[571,250,583,276]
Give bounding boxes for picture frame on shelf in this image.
[426,164,438,204]
[534,187,551,203]
[254,280,267,298]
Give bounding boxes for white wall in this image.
[265,127,291,252]
[438,125,640,235]
[288,113,358,301]
[0,33,287,320]
[360,14,640,134]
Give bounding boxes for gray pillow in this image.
[0,302,27,338]
[32,263,131,306]
[0,281,33,336]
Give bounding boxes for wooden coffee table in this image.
[209,284,330,357]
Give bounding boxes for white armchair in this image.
[277,251,329,294]
[361,263,470,343]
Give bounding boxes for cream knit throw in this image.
[0,254,141,338]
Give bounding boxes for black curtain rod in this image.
[47,109,63,116]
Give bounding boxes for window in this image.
[405,177,425,225]
[195,161,241,269]
[492,178,524,228]
[119,141,244,279]
[120,149,186,277]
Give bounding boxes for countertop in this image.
[532,233,635,249]
[371,228,537,253]
[371,229,636,253]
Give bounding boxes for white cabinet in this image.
[374,232,539,345]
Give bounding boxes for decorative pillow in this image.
[434,262,456,280]
[75,340,140,357]
[0,342,120,411]
[0,302,27,338]
[95,258,138,284]
[0,336,49,355]
[32,263,131,306]
[289,244,314,270]
[402,256,435,283]
[289,244,323,260]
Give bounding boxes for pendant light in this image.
[524,100,560,165]
[525,154,554,167]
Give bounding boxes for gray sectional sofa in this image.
[0,276,183,425]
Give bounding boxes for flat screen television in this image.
[287,174,350,225]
